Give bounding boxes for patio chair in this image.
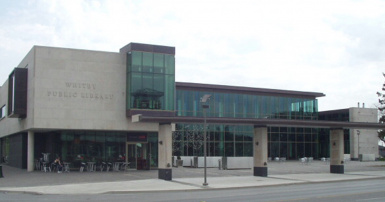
[308,157,313,164]
[41,161,51,172]
[99,162,106,171]
[79,162,87,172]
[121,162,130,171]
[274,157,280,162]
[300,158,306,165]
[106,162,112,171]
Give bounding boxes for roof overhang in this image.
[132,115,385,129]
[176,82,326,99]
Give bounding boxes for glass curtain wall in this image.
[318,110,350,156]
[268,127,319,159]
[127,51,175,111]
[59,131,158,168]
[176,90,318,119]
[173,124,253,157]
[175,90,320,159]
[61,131,126,168]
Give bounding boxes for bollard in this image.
[218,159,222,170]
[0,165,3,178]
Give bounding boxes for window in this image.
[127,51,175,111]
[0,105,6,119]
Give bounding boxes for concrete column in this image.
[330,129,344,174]
[350,129,359,160]
[27,131,35,172]
[158,124,173,180]
[253,126,268,177]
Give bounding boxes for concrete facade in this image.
[349,107,379,159]
[0,46,159,138]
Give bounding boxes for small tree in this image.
[376,73,385,144]
[172,124,209,156]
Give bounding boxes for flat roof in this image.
[319,108,350,115]
[176,82,325,99]
[120,42,175,55]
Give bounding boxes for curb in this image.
[1,175,384,195]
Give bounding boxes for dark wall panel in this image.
[8,68,28,118]
[8,133,27,169]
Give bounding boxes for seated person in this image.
[54,157,63,173]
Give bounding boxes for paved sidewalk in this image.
[0,160,384,195]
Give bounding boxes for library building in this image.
[0,42,383,180]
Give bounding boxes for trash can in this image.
[221,157,227,170]
[193,156,198,168]
[0,165,3,178]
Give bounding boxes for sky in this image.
[0,0,384,112]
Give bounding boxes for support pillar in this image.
[27,131,34,172]
[158,124,172,180]
[330,129,344,174]
[253,126,268,177]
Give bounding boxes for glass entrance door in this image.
[126,143,137,169]
[126,143,149,170]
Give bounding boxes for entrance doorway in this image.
[126,143,149,170]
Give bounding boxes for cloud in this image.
[0,0,384,111]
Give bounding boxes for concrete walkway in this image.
[0,161,384,195]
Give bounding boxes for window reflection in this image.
[127,51,175,111]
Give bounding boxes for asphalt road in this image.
[1,178,384,202]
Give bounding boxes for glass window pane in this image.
[288,142,296,159]
[142,52,153,72]
[225,142,234,157]
[280,142,287,157]
[165,55,175,74]
[244,133,253,141]
[297,143,304,158]
[164,74,175,110]
[142,73,153,89]
[297,133,304,142]
[271,133,279,142]
[270,142,280,158]
[235,143,243,156]
[288,133,296,141]
[305,143,312,157]
[243,142,252,156]
[131,52,142,72]
[312,143,318,159]
[208,142,215,156]
[215,142,224,156]
[305,133,312,142]
[215,130,224,142]
[235,132,243,141]
[270,127,279,132]
[131,73,142,108]
[225,131,233,141]
[153,53,164,73]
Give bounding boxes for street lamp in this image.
[200,94,211,186]
[357,130,360,160]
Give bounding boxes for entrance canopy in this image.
[132,114,385,129]
[132,114,385,180]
